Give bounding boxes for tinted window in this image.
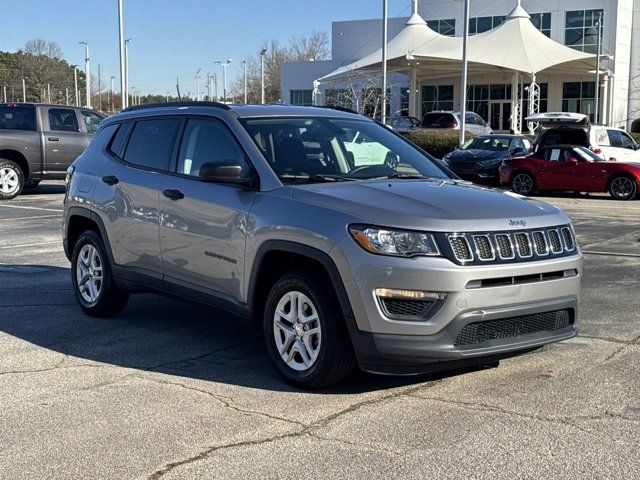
[176,118,248,177]
[123,118,181,171]
[108,122,132,158]
[421,113,457,128]
[81,111,104,134]
[607,129,623,148]
[0,105,36,131]
[49,108,79,132]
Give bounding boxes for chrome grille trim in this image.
[444,225,577,265]
[532,230,550,256]
[494,233,515,260]
[547,229,563,254]
[472,235,495,261]
[448,235,474,262]
[561,227,576,251]
[514,232,533,258]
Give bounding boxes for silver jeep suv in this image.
[63,102,582,388]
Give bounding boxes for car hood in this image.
[447,149,507,161]
[291,179,570,232]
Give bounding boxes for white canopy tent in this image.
[316,2,597,133]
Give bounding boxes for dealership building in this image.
[281,0,640,132]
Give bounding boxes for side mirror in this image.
[567,157,579,164]
[609,157,617,162]
[199,160,255,186]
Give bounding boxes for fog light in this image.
[374,288,447,300]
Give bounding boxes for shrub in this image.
[630,118,640,133]
[402,130,472,159]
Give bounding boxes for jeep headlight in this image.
[349,225,440,257]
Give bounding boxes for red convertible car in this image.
[500,145,640,200]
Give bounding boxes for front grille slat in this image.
[444,225,577,265]
[454,309,573,347]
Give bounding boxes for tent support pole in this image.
[410,64,418,117]
[527,73,540,135]
[459,0,470,145]
[511,71,521,134]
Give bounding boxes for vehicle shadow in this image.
[0,264,494,394]
[21,183,66,196]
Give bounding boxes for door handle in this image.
[101,175,119,186]
[162,188,184,200]
[48,137,60,141]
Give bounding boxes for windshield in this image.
[240,116,452,181]
[461,137,511,151]
[574,146,604,162]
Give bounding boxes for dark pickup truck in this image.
[0,103,104,199]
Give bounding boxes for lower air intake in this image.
[454,309,572,347]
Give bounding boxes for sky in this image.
[2,0,416,96]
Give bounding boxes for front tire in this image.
[0,159,24,200]
[511,171,536,196]
[71,230,129,317]
[608,175,637,200]
[263,270,356,388]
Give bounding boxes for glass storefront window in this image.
[565,9,604,53]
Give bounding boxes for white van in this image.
[527,112,640,162]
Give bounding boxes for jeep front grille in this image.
[441,225,577,265]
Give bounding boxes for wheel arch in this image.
[65,207,115,264]
[0,149,29,178]
[248,240,354,324]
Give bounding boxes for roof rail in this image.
[317,105,360,115]
[121,101,231,113]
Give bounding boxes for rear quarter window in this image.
[0,106,36,131]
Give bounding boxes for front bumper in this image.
[332,236,582,373]
[350,298,577,374]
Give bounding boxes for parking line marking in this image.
[583,250,640,258]
[0,204,63,213]
[0,240,60,250]
[10,214,62,220]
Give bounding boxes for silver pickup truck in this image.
[0,103,105,199]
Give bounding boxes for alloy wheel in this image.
[76,244,103,304]
[512,173,534,195]
[0,166,19,195]
[610,176,636,200]
[272,290,322,371]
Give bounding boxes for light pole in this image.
[381,0,388,123]
[22,76,26,102]
[260,48,267,104]
[79,41,91,107]
[166,91,170,102]
[71,65,79,106]
[594,11,603,124]
[117,0,126,109]
[214,59,231,103]
[124,38,132,107]
[98,64,102,110]
[242,59,247,104]
[195,68,201,101]
[47,83,51,103]
[110,76,115,113]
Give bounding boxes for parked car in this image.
[380,115,421,133]
[63,102,581,388]
[421,110,493,135]
[0,103,105,199]
[500,144,640,200]
[527,112,640,162]
[442,134,532,183]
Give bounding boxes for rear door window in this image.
[48,108,80,132]
[0,105,36,131]
[123,118,181,171]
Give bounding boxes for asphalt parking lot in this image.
[1,182,638,479]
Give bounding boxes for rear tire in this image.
[0,159,24,200]
[608,175,637,200]
[71,230,129,317]
[263,270,357,389]
[511,171,536,196]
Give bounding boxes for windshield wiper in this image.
[386,173,431,180]
[278,174,353,183]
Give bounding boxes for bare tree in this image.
[288,31,330,61]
